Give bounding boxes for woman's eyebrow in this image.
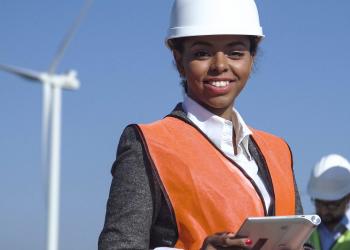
[190,41,212,48]
[226,41,248,48]
[189,41,248,48]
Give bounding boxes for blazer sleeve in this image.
[98,125,156,250]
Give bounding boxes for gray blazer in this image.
[98,104,303,250]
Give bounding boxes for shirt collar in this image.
[320,215,350,232]
[182,95,253,159]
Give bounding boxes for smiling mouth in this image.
[204,80,232,88]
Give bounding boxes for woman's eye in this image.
[228,51,244,59]
[193,51,210,59]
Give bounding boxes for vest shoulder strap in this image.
[250,128,295,215]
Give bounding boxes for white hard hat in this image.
[166,0,264,47]
[307,154,350,201]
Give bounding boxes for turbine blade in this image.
[48,0,94,74]
[0,63,42,81]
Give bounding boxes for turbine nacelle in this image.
[40,70,80,90]
[0,64,80,90]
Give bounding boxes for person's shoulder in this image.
[117,117,174,148]
[250,127,292,158]
[250,127,293,167]
[116,102,187,147]
[250,127,289,145]
[118,124,141,143]
[112,124,147,176]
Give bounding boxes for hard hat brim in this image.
[165,29,264,49]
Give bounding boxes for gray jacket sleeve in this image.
[98,125,154,250]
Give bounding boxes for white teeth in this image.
[209,81,230,87]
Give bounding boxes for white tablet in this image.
[236,215,321,250]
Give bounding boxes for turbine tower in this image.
[0,1,93,250]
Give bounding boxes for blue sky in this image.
[1,1,349,249]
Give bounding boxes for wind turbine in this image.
[0,1,93,250]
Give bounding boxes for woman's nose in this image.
[209,52,228,74]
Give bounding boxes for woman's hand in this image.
[200,232,252,250]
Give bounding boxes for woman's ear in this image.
[173,49,185,77]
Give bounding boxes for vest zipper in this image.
[167,114,268,216]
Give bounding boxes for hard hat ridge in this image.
[166,0,264,47]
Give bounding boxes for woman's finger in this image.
[201,232,253,250]
[224,237,252,249]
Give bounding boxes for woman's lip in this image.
[203,81,232,95]
[203,78,234,83]
[203,79,234,88]
[203,79,235,86]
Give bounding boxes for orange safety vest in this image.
[138,116,296,250]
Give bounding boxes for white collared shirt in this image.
[182,95,271,211]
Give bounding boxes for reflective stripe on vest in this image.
[138,116,296,250]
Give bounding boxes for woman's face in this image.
[174,35,254,120]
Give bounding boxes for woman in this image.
[99,0,304,249]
